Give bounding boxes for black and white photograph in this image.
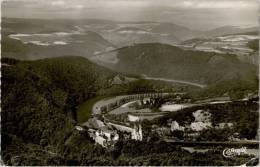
[1,0,259,166]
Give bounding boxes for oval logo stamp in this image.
[223,147,247,158]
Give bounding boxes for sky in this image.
[2,0,259,30]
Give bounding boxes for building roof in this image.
[83,118,105,129]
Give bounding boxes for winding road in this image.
[142,75,207,88]
[92,93,170,115]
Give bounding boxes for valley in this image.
[1,17,259,166]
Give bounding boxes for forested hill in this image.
[113,43,257,85]
[1,56,119,165]
[2,56,117,117]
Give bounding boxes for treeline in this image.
[98,78,190,97]
[99,93,171,114]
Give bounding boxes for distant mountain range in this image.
[204,26,258,37]
[2,17,258,60]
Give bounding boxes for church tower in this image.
[129,114,143,141]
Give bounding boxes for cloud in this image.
[3,0,257,9]
[51,0,65,6]
[165,0,257,9]
[74,4,84,9]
